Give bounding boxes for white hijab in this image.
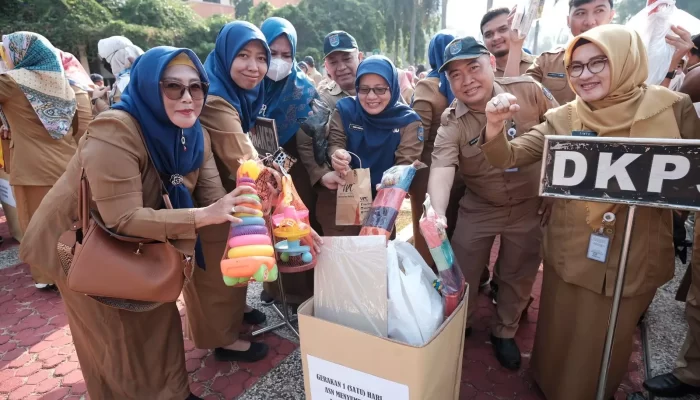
[97,36,144,92]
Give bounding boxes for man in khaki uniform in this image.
[297,31,364,235]
[503,0,615,104]
[303,56,324,87]
[481,7,535,77]
[427,36,558,370]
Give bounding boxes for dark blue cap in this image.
[324,31,359,58]
[438,36,490,73]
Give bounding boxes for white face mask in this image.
[267,58,293,82]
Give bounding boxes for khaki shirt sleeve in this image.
[412,95,434,139]
[481,119,552,169]
[194,129,227,207]
[675,95,700,140]
[80,116,197,242]
[296,129,331,186]
[431,110,461,169]
[534,83,560,119]
[200,96,257,180]
[327,109,346,158]
[525,55,544,83]
[0,75,14,102]
[395,121,423,165]
[72,89,93,144]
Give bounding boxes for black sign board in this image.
[540,136,700,211]
[251,117,280,156]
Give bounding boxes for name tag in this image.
[572,130,598,137]
[505,167,519,172]
[349,124,364,131]
[587,233,610,263]
[547,72,566,78]
[468,137,479,146]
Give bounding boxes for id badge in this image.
[587,233,610,263]
[505,121,518,172]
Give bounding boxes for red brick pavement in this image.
[0,213,645,400]
[459,237,644,399]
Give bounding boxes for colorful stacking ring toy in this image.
[220,160,278,286]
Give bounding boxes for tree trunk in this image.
[409,0,417,65]
[441,0,448,29]
[487,0,493,10]
[77,44,90,74]
[394,26,400,65]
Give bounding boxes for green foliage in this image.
[2,0,441,72]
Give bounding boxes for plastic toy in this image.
[360,161,426,239]
[220,160,278,286]
[419,194,466,317]
[270,175,317,272]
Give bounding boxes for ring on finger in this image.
[492,98,500,106]
[231,205,237,214]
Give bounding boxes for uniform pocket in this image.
[542,74,568,92]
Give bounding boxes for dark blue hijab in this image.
[427,31,456,104]
[204,21,270,133]
[336,55,421,192]
[112,46,208,269]
[260,17,318,147]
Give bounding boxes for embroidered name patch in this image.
[547,72,566,78]
[349,124,364,131]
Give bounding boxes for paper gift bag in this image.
[335,168,372,225]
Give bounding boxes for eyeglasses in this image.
[358,86,390,96]
[160,80,209,101]
[567,57,608,78]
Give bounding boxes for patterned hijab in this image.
[1,32,77,139]
[59,51,93,92]
[260,17,318,146]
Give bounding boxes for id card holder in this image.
[505,120,519,173]
[587,233,610,263]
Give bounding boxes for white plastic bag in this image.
[626,0,700,85]
[387,241,444,346]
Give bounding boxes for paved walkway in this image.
[0,211,649,400]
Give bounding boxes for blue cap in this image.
[438,36,490,73]
[324,31,359,58]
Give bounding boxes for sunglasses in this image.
[160,80,209,101]
[358,86,390,96]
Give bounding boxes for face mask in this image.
[101,58,113,75]
[266,58,293,82]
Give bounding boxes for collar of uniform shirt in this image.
[454,82,505,118]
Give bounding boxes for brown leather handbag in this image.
[57,129,193,312]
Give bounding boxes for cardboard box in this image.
[299,292,468,400]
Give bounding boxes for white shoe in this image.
[34,283,51,289]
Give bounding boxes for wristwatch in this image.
[666,70,677,80]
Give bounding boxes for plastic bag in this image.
[298,99,332,166]
[388,241,444,346]
[314,236,389,337]
[626,0,700,85]
[360,161,426,239]
[270,172,317,273]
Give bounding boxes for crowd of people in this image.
[1,0,700,398]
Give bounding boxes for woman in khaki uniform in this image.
[185,21,271,362]
[259,17,320,306]
[481,25,700,399]
[19,47,260,400]
[329,56,423,204]
[0,33,89,288]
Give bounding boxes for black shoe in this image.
[490,281,499,305]
[643,373,700,397]
[243,308,267,325]
[260,290,275,306]
[215,342,269,363]
[186,394,202,400]
[490,334,521,370]
[521,297,534,317]
[465,327,472,337]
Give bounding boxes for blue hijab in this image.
[427,31,456,104]
[260,17,318,147]
[204,21,270,133]
[336,55,421,192]
[112,46,209,269]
